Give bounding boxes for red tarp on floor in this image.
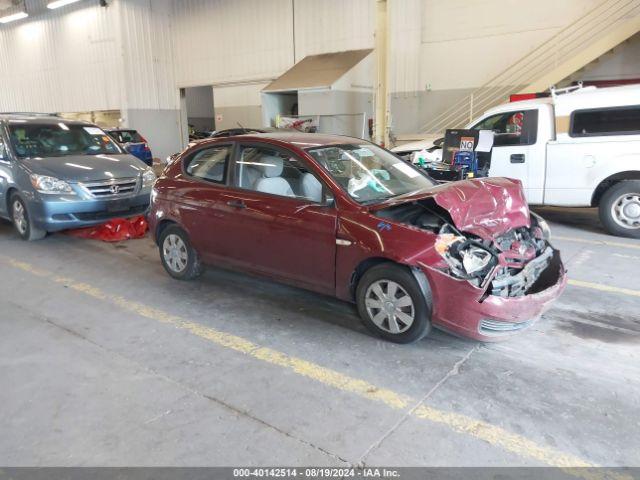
[65,216,148,242]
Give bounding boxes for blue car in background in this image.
[0,114,155,240]
[105,128,154,166]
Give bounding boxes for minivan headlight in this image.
[142,169,156,188]
[30,174,75,195]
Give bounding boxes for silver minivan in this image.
[0,113,155,240]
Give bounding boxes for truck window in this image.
[570,105,640,137]
[473,110,538,147]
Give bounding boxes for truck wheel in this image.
[599,181,640,238]
[356,263,432,344]
[10,193,47,241]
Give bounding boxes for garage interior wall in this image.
[185,86,215,132]
[0,0,637,150]
[213,83,266,131]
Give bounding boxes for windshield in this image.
[9,123,122,159]
[307,143,435,204]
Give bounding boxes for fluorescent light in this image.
[47,0,82,9]
[0,11,28,24]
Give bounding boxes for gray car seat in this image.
[300,173,322,202]
[240,164,260,188]
[254,155,295,197]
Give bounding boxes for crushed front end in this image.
[373,178,567,341]
[428,213,566,340]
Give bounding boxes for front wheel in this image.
[158,225,204,280]
[599,181,640,238]
[10,193,46,241]
[356,263,432,344]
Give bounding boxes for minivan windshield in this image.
[307,143,435,204]
[8,122,122,159]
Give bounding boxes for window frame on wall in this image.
[569,105,640,138]
[182,142,234,185]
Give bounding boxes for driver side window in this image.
[234,145,325,203]
[474,110,538,146]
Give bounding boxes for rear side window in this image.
[570,106,640,137]
[473,109,538,146]
[185,145,231,183]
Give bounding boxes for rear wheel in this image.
[158,225,204,280]
[599,181,640,238]
[356,263,431,344]
[10,193,46,241]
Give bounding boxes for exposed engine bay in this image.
[375,199,563,298]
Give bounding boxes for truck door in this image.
[472,108,543,203]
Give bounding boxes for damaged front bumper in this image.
[424,245,567,341]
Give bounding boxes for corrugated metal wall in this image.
[293,0,374,61]
[171,0,294,88]
[0,0,619,119]
[0,0,122,112]
[119,0,177,110]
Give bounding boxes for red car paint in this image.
[149,133,565,341]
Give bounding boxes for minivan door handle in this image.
[510,154,525,164]
[226,199,246,209]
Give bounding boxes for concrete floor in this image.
[0,207,639,468]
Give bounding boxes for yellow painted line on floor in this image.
[1,255,631,479]
[568,279,640,298]
[554,235,640,251]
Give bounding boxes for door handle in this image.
[510,154,525,164]
[226,199,246,209]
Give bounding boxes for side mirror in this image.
[433,137,444,147]
[0,143,7,161]
[323,191,336,207]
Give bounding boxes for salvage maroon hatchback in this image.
[149,133,566,343]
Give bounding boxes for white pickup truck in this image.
[393,84,640,238]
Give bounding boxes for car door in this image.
[0,125,13,218]
[175,143,236,262]
[218,142,338,295]
[472,109,540,202]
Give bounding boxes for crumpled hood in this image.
[428,178,531,238]
[21,154,148,183]
[374,177,531,239]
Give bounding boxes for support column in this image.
[374,0,389,146]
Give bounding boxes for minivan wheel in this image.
[10,193,46,241]
[356,263,432,344]
[158,225,204,280]
[599,181,640,238]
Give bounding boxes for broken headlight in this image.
[435,233,497,281]
[530,212,551,240]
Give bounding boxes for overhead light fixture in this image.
[47,0,82,9]
[0,11,28,23]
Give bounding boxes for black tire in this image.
[158,224,204,280]
[356,263,432,344]
[599,180,640,239]
[9,193,46,241]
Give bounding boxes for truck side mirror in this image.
[0,142,7,161]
